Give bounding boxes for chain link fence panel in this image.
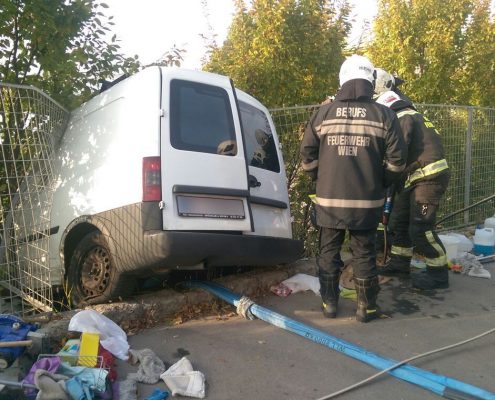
[0,83,68,315]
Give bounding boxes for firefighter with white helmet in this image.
[300,55,407,322]
[374,68,395,96]
[374,68,414,104]
[375,80,450,290]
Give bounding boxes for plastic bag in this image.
[446,232,473,252]
[68,310,129,360]
[160,357,205,399]
[281,273,320,295]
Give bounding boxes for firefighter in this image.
[374,68,415,105]
[373,68,406,262]
[300,55,407,322]
[375,83,451,290]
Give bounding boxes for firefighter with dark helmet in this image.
[300,55,407,323]
[375,75,450,290]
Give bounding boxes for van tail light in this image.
[143,156,162,202]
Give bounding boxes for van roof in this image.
[74,66,268,117]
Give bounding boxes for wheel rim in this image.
[79,245,112,297]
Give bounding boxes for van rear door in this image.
[236,92,293,239]
[159,69,252,231]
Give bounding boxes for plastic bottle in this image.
[473,227,495,255]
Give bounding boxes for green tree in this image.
[367,0,495,106]
[454,0,495,107]
[0,0,140,109]
[204,0,351,108]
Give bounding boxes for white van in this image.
[28,67,302,306]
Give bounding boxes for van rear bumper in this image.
[87,203,304,273]
[121,230,304,272]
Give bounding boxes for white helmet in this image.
[339,55,375,86]
[375,90,402,108]
[374,68,395,96]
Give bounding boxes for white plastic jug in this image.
[446,232,473,252]
[484,215,495,230]
[473,227,495,256]
[438,235,460,261]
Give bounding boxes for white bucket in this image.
[473,227,495,256]
[438,235,460,261]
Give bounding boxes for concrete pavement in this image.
[114,259,495,400]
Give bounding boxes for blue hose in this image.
[186,281,495,400]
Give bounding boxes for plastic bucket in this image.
[473,227,495,256]
[438,235,460,261]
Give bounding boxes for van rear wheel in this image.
[67,231,135,307]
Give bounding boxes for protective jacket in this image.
[300,79,407,230]
[389,98,448,188]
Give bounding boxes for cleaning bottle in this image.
[473,227,495,255]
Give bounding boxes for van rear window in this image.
[239,101,280,173]
[170,80,237,156]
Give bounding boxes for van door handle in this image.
[248,174,261,188]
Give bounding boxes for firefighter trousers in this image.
[389,172,450,268]
[318,227,378,279]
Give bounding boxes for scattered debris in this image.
[278,273,320,295]
[0,307,207,399]
[127,348,165,384]
[451,253,491,279]
[172,301,234,325]
[270,282,292,297]
[160,357,205,399]
[69,310,130,361]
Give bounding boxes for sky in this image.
[102,0,378,69]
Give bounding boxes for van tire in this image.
[67,231,135,307]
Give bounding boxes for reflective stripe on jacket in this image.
[404,159,449,188]
[393,107,449,187]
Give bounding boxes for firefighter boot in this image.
[412,267,449,290]
[378,254,411,277]
[320,273,341,318]
[354,276,380,323]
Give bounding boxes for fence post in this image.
[464,107,474,225]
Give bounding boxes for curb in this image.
[38,259,318,350]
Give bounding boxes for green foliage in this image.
[0,0,140,109]
[453,0,495,107]
[204,0,351,108]
[367,0,495,106]
[144,45,186,69]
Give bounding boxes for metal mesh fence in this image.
[271,104,322,256]
[270,103,495,256]
[0,83,68,315]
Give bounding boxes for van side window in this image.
[170,79,237,156]
[239,101,280,173]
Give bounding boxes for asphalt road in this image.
[116,263,495,400]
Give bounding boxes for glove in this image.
[144,388,169,400]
